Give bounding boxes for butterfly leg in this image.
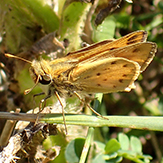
[32,92,45,113]
[34,94,51,125]
[73,91,108,120]
[39,94,52,112]
[55,91,67,134]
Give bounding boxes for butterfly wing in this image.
[87,42,157,72]
[111,42,157,72]
[69,57,140,94]
[66,30,147,62]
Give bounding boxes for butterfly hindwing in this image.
[70,57,140,93]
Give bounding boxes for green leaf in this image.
[105,139,121,154]
[94,141,105,151]
[0,0,59,53]
[92,154,106,163]
[23,0,59,32]
[118,133,129,150]
[130,136,142,154]
[92,16,116,42]
[60,2,91,52]
[65,138,85,163]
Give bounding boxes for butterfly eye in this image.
[39,74,51,85]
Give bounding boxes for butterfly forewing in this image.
[70,58,140,93]
[66,31,148,63]
[111,42,157,72]
[86,42,157,72]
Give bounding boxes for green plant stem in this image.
[79,127,94,163]
[0,112,162,131]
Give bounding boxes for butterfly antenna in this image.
[4,53,39,94]
[5,53,32,64]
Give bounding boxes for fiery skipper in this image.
[5,30,157,132]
